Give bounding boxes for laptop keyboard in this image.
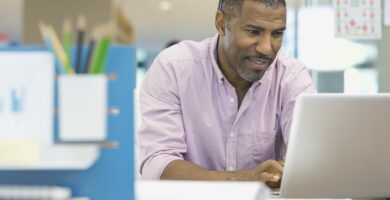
[270,188,281,198]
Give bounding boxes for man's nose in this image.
[255,34,273,56]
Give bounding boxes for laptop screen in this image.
[280,94,390,198]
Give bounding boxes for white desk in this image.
[136,180,270,200]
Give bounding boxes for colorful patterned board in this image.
[334,0,382,39]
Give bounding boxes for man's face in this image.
[220,1,286,82]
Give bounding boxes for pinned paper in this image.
[384,0,390,26]
[334,0,381,39]
[0,139,40,166]
[0,52,54,143]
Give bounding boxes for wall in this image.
[378,26,390,92]
[0,0,22,43]
[116,0,219,65]
[23,0,113,44]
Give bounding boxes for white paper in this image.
[334,0,382,39]
[0,52,54,143]
[59,75,107,141]
[385,0,390,26]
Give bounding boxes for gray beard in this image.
[236,67,263,82]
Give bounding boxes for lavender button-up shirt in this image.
[138,35,316,180]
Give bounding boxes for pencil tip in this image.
[77,15,87,30]
[63,18,72,32]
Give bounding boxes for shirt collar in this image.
[210,34,281,85]
[210,34,226,84]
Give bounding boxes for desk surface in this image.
[136,181,269,200]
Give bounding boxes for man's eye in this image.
[272,31,284,38]
[246,30,259,35]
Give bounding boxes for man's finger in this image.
[266,180,281,189]
[267,160,284,173]
[259,172,281,182]
[278,160,285,167]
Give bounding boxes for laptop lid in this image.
[280,94,390,198]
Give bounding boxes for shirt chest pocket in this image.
[236,131,276,169]
[252,131,277,163]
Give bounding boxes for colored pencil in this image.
[62,18,72,71]
[75,15,86,73]
[38,22,65,74]
[47,25,74,74]
[89,24,112,74]
[84,27,98,74]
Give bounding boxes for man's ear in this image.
[215,11,227,36]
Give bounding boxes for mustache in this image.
[246,54,273,63]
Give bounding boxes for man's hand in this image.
[231,160,284,188]
[278,159,285,167]
[161,159,284,188]
[253,160,284,188]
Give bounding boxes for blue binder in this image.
[0,45,135,200]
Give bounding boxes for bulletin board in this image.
[334,0,382,39]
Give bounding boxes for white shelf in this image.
[0,143,99,170]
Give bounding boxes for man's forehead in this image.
[233,1,286,19]
[240,1,286,19]
[243,0,286,8]
[235,1,286,30]
[242,0,286,10]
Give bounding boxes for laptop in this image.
[279,94,390,198]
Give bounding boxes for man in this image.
[138,0,315,187]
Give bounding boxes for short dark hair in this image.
[218,0,286,22]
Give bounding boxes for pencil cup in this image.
[59,75,108,141]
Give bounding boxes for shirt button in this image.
[228,166,234,171]
[229,98,235,103]
[229,132,235,138]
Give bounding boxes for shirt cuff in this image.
[140,154,183,180]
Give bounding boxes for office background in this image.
[1,0,389,93]
[0,0,389,199]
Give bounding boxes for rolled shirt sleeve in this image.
[138,56,187,180]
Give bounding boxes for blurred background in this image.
[0,0,389,93]
[0,0,389,197]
